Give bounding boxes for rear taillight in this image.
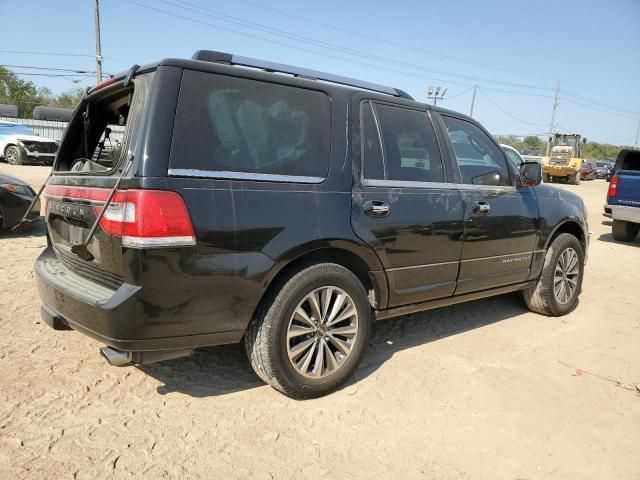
[98,190,195,247]
[43,186,195,248]
[608,176,619,198]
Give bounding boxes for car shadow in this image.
[0,219,46,238]
[598,232,640,246]
[141,293,529,398]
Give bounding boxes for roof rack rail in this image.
[192,50,414,100]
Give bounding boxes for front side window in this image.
[442,116,512,186]
[170,70,331,179]
[362,103,444,183]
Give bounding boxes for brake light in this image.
[43,186,195,248]
[608,176,619,198]
[99,190,195,247]
[91,75,117,92]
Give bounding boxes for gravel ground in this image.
[1,163,639,480]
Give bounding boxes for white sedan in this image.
[0,121,58,165]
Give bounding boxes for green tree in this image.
[0,67,85,117]
[521,136,545,155]
[0,66,40,117]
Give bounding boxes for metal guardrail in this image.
[0,116,125,144]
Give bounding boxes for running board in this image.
[374,281,536,321]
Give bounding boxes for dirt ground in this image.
[1,163,639,480]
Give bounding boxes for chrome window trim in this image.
[168,168,325,184]
[361,178,516,192]
[362,178,458,190]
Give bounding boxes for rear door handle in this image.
[363,200,390,217]
[472,201,491,215]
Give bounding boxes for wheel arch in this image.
[250,240,387,333]
[545,219,587,253]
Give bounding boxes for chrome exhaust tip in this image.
[99,347,133,367]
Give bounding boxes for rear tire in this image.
[5,145,24,165]
[245,263,371,399]
[612,220,640,242]
[568,172,581,185]
[523,233,584,316]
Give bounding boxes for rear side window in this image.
[362,102,444,183]
[170,70,331,180]
[442,115,512,186]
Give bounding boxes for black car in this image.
[0,172,40,229]
[35,51,589,398]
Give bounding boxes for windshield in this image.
[0,122,37,137]
[554,135,578,149]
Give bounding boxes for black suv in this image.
[35,51,588,398]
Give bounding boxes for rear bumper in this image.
[611,205,640,224]
[35,247,243,351]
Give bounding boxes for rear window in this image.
[55,73,153,172]
[169,70,331,180]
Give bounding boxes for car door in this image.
[437,114,539,294]
[351,100,464,308]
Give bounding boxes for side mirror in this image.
[518,161,542,187]
[582,137,587,144]
[548,136,553,143]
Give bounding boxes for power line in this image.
[561,90,640,117]
[0,50,94,58]
[231,0,567,84]
[441,86,474,100]
[0,49,132,68]
[477,88,546,126]
[560,96,639,120]
[129,0,554,92]
[232,0,640,109]
[1,64,95,74]
[1,71,91,77]
[119,0,484,91]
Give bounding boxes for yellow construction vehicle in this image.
[541,133,586,184]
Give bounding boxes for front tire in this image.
[245,263,371,399]
[5,145,24,165]
[568,172,581,185]
[612,220,639,242]
[523,233,584,316]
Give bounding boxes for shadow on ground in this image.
[0,219,46,239]
[141,293,529,398]
[598,232,640,246]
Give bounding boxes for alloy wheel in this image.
[554,247,579,304]
[286,286,358,379]
[6,147,18,165]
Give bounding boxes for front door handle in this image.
[363,200,390,217]
[473,201,491,215]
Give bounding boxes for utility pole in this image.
[94,0,103,83]
[635,119,640,149]
[546,80,560,156]
[469,84,478,117]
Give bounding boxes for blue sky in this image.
[1,0,639,145]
